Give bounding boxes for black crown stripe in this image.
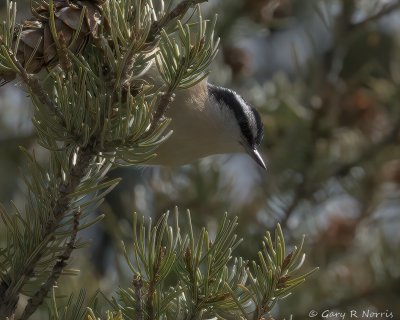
[207,83,263,148]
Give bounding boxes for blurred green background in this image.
[1,0,400,319]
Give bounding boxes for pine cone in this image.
[1,0,104,83]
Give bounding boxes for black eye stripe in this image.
[207,84,263,148]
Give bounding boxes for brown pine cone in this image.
[1,0,105,83]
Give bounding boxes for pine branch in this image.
[112,212,315,320]
[353,1,400,28]
[0,1,220,317]
[18,211,82,320]
[48,288,101,320]
[144,89,175,139]
[148,0,209,42]
[133,276,144,320]
[0,41,65,123]
[0,146,94,318]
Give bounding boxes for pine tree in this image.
[0,1,314,319]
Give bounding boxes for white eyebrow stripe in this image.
[207,83,263,147]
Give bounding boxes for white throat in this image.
[145,82,243,166]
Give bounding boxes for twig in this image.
[183,248,202,320]
[147,0,208,42]
[333,117,400,177]
[142,89,174,139]
[146,282,156,320]
[280,116,400,229]
[353,1,400,28]
[279,191,305,228]
[142,0,210,139]
[279,104,324,228]
[146,247,164,320]
[119,48,139,90]
[18,211,82,320]
[279,0,400,227]
[0,146,94,318]
[57,32,72,72]
[133,275,144,320]
[150,90,174,129]
[0,44,65,123]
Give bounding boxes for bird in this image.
[145,79,266,169]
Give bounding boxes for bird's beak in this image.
[248,148,267,170]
